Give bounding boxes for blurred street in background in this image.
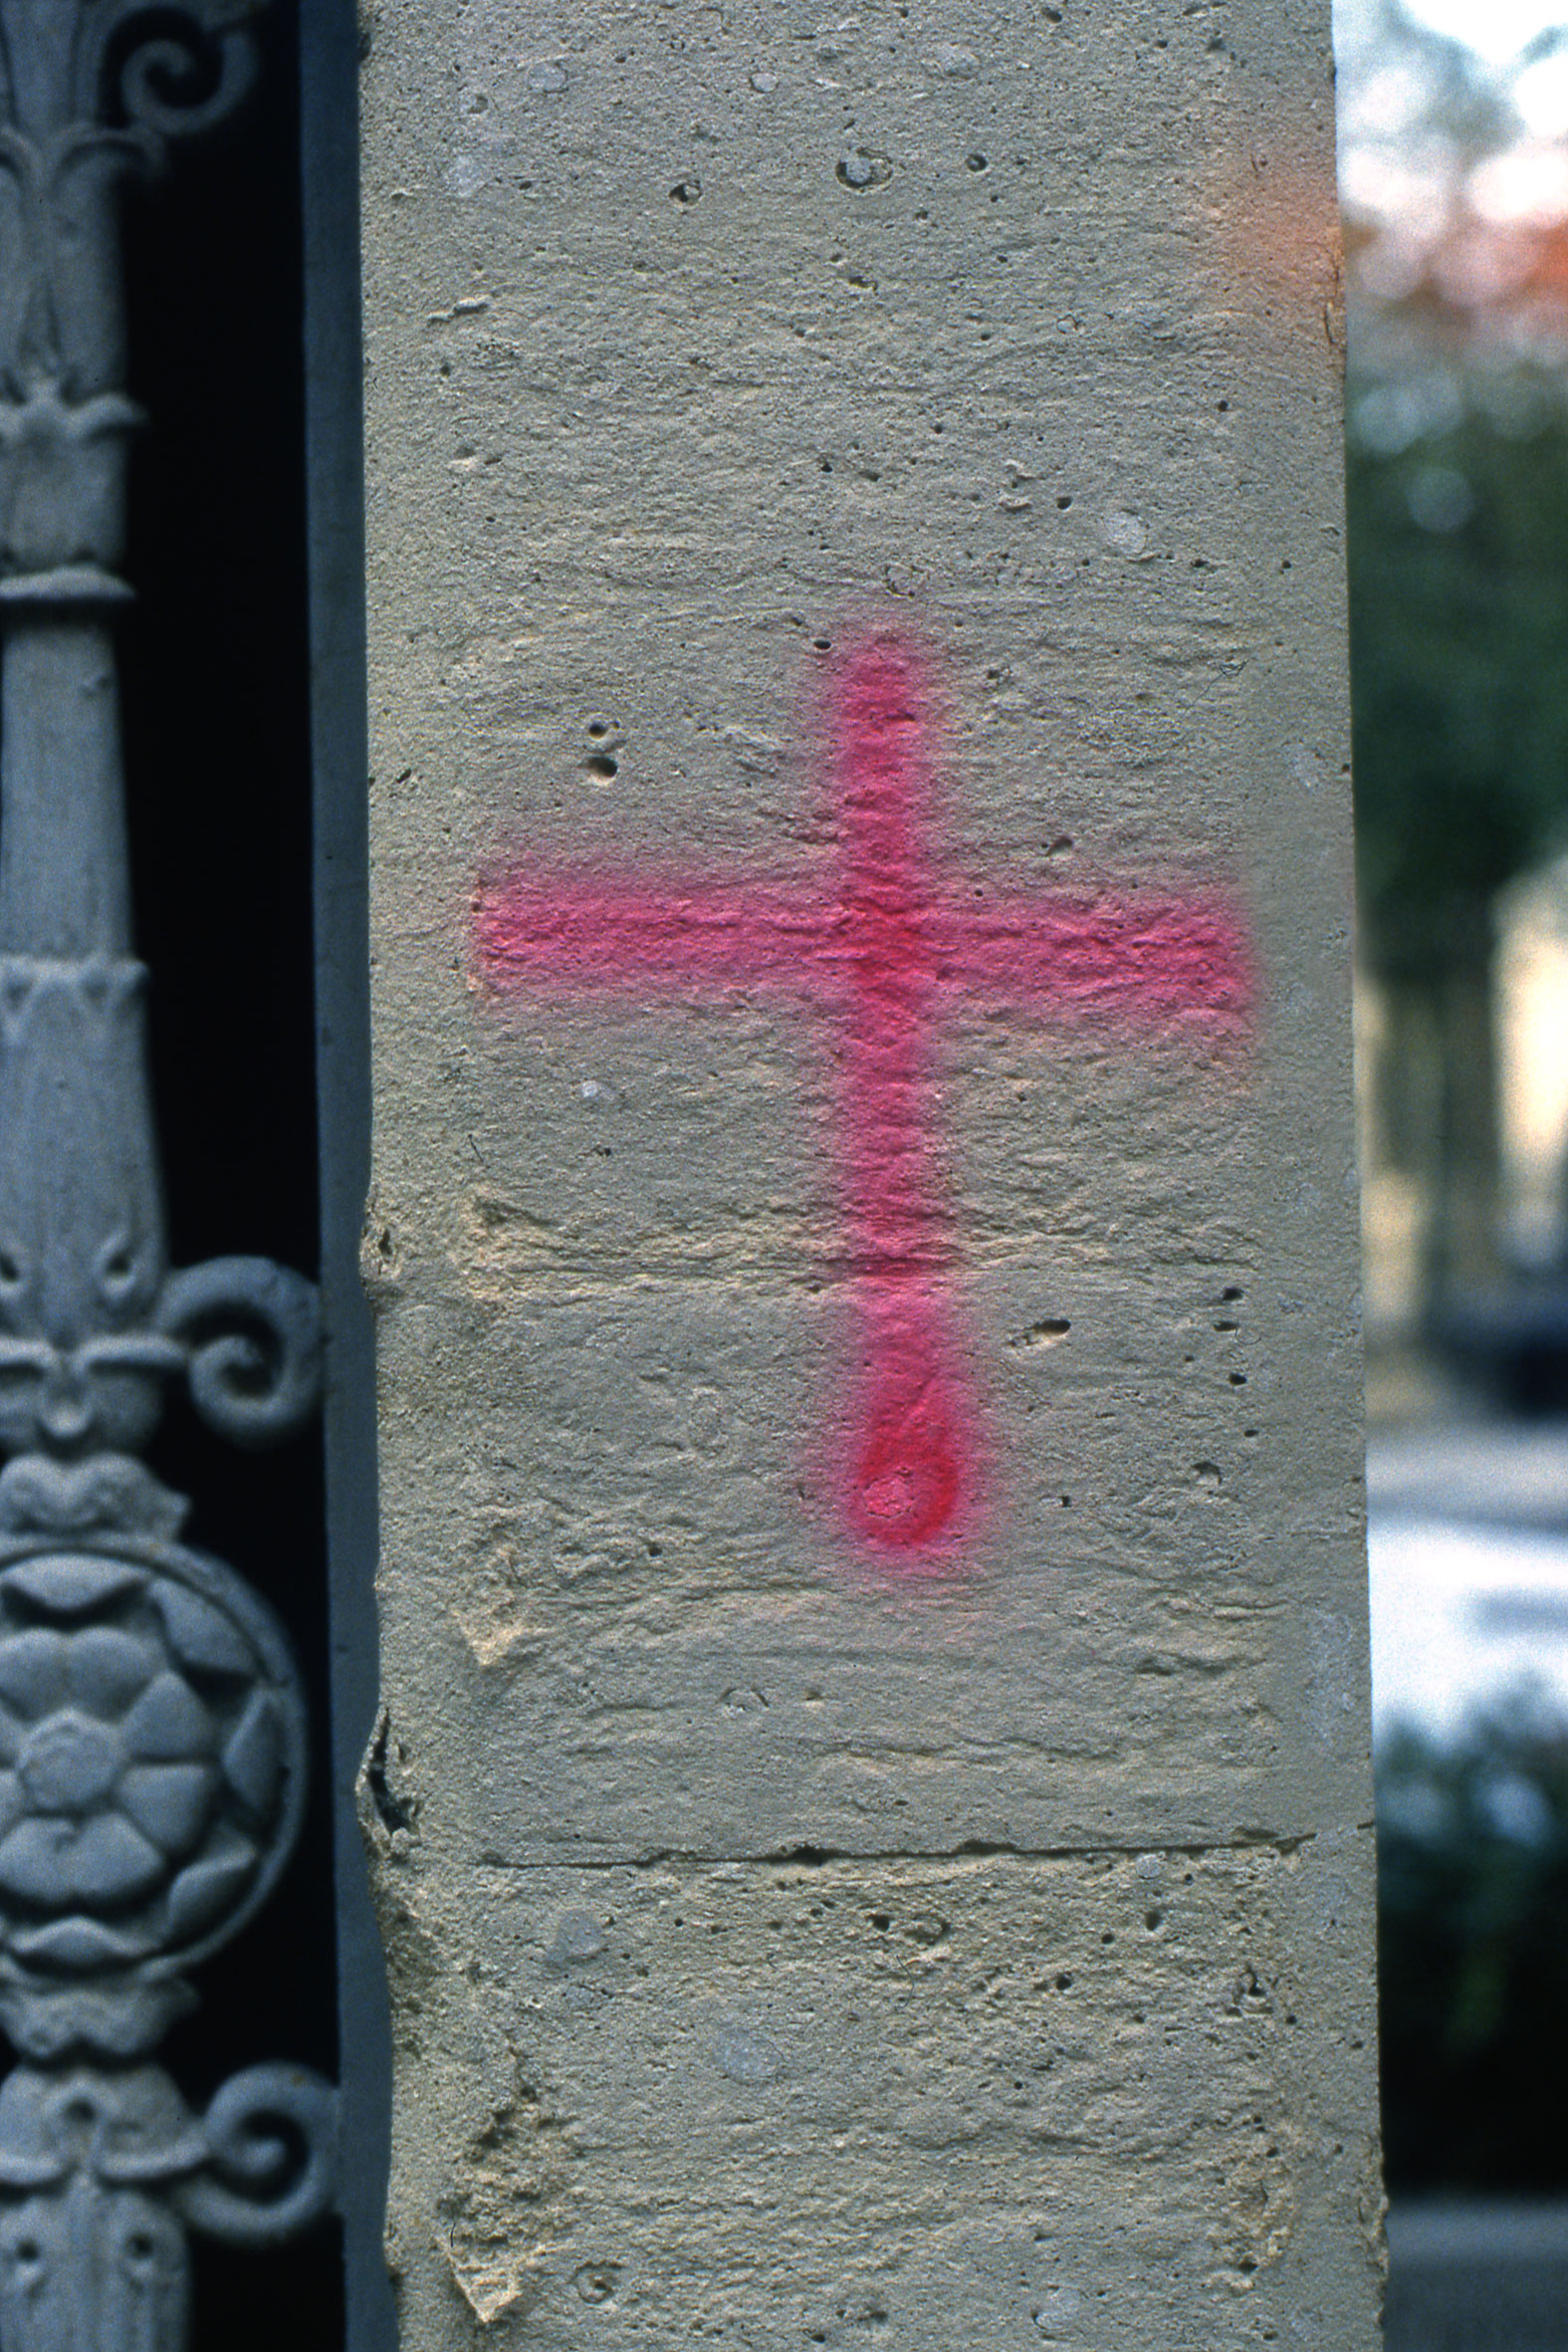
[1338,0,1568,2337]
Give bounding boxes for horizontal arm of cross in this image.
[932,892,1253,1025]
[474,871,1251,1030]
[473,874,823,991]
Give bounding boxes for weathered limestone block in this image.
[369,1835,1378,2349]
[360,0,1377,2343]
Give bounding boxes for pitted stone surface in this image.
[361,0,1376,2343]
[362,0,1360,1854]
[373,1843,1380,2348]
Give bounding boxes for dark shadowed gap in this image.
[110,1,389,2344]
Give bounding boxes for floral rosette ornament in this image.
[0,1539,304,2016]
[0,1529,334,2344]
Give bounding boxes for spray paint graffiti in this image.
[474,640,1251,1561]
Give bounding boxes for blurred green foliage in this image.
[1348,404,1568,986]
[1379,1702,1568,2190]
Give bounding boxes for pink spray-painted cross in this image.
[474,640,1251,1565]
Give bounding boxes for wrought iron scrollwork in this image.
[0,6,336,2351]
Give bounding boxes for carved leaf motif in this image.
[1,1550,147,1610]
[220,1694,279,1820]
[0,1635,66,1719]
[99,2195,188,2351]
[60,1816,163,1906]
[149,1587,249,1679]
[162,1841,254,1941]
[67,1627,156,1715]
[0,1814,163,1907]
[120,1675,212,1764]
[11,1916,140,1971]
[116,1765,213,1858]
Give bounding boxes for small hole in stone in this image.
[670,177,701,205]
[1056,493,1072,508]
[1229,1372,1246,1386]
[1055,1971,1073,1990]
[836,149,891,190]
[1145,1908,1163,1930]
[586,719,610,739]
[966,151,989,171]
[583,753,618,778]
[871,1912,891,1931]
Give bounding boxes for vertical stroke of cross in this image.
[473,640,1251,1564]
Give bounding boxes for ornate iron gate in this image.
[0,6,342,2346]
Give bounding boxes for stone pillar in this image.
[360,4,1379,2345]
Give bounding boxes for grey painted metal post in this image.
[300,0,394,2346]
[0,7,337,2350]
